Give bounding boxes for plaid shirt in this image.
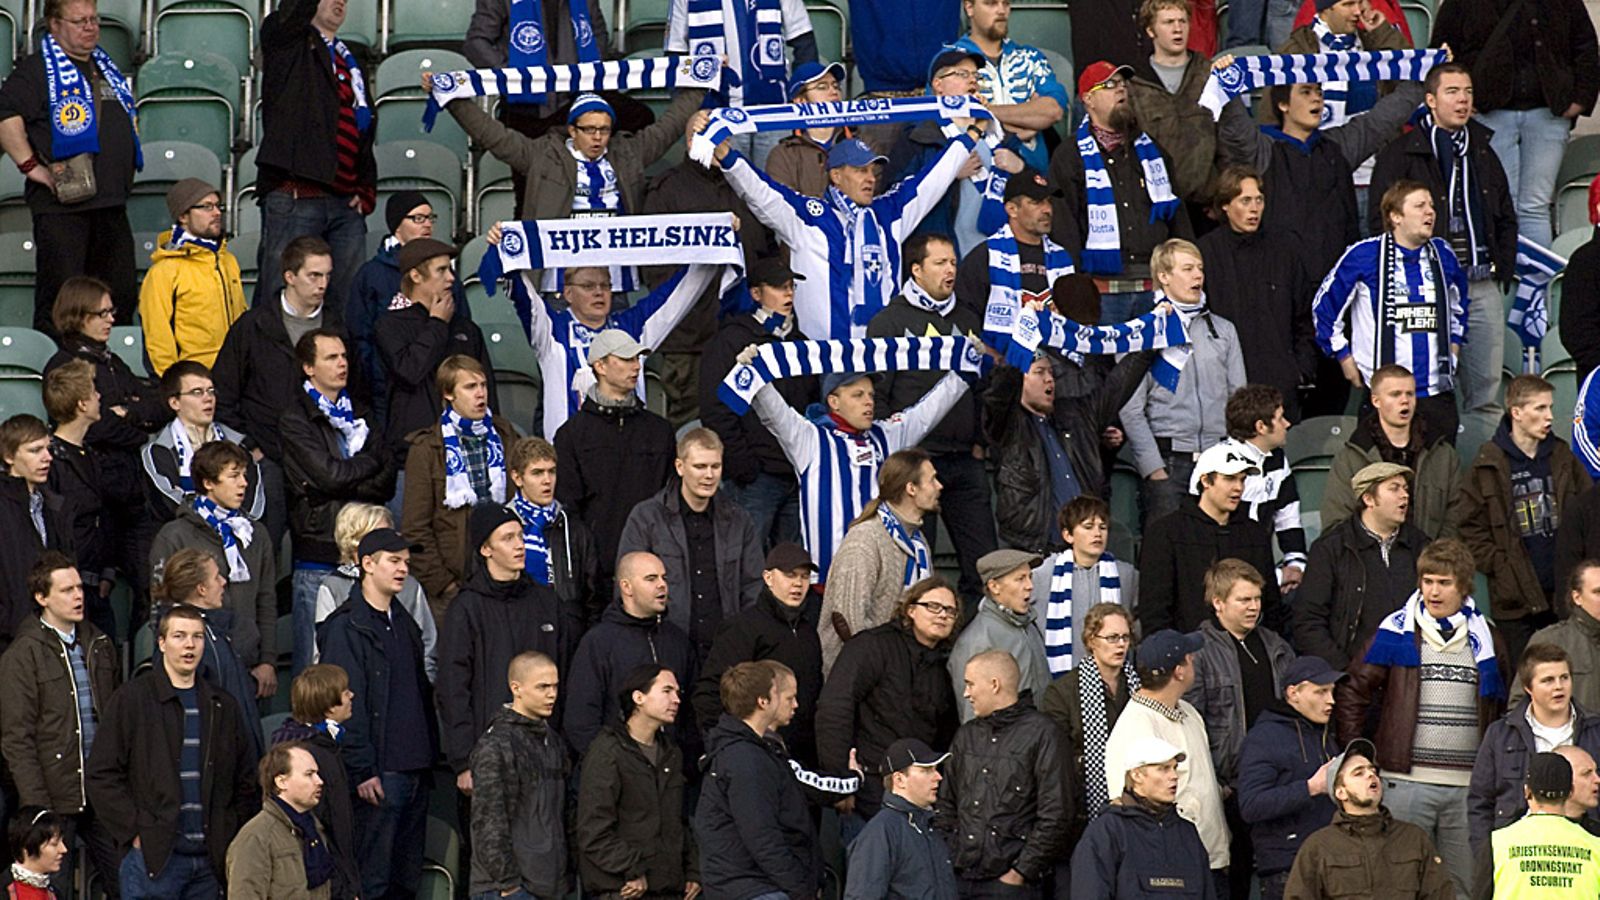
[459,433,491,500]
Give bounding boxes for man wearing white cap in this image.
[1139,441,1281,635]
[1070,735,1214,897]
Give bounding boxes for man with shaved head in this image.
[1558,745,1600,827]
[933,649,1069,895]
[563,552,698,758]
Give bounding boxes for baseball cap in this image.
[763,542,817,573]
[926,44,985,85]
[1077,61,1133,97]
[1122,735,1187,773]
[356,527,423,561]
[396,238,458,276]
[586,329,648,366]
[567,92,615,123]
[1135,629,1204,672]
[1281,655,1347,688]
[1003,167,1060,203]
[1350,461,1413,497]
[787,60,846,100]
[1527,752,1575,800]
[828,138,888,170]
[822,371,877,396]
[749,256,806,288]
[1329,737,1378,782]
[977,548,1042,584]
[1190,442,1261,490]
[880,738,950,774]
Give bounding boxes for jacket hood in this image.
[704,712,773,764]
[981,692,1039,730]
[486,702,553,738]
[461,564,538,601]
[601,599,665,630]
[1490,415,1556,463]
[579,393,647,421]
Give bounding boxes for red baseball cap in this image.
[1077,60,1133,97]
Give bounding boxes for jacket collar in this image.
[758,588,819,627]
[980,596,1035,629]
[1572,604,1600,642]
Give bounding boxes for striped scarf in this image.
[718,336,985,415]
[901,277,955,317]
[877,502,930,587]
[1423,112,1489,277]
[569,137,623,212]
[303,380,368,457]
[424,56,723,130]
[323,35,371,133]
[981,223,1076,367]
[168,225,221,254]
[510,493,560,585]
[506,0,601,103]
[1153,295,1205,393]
[1199,49,1445,121]
[1374,233,1453,382]
[193,495,252,582]
[1044,551,1121,675]
[440,405,506,509]
[685,0,786,105]
[1509,236,1566,364]
[1009,304,1192,390]
[168,419,224,492]
[828,186,889,329]
[688,95,996,165]
[1366,589,1504,699]
[1311,18,1374,125]
[1075,117,1178,275]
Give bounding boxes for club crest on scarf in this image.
[512,21,546,53]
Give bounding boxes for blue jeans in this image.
[725,471,802,549]
[1264,0,1298,48]
[1382,778,1472,900]
[119,847,218,900]
[1479,107,1572,248]
[355,770,428,899]
[1098,290,1156,325]
[1225,0,1265,47]
[291,564,332,675]
[1139,452,1198,533]
[256,190,369,322]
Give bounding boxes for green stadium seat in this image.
[1007,5,1071,64]
[91,0,139,71]
[1553,227,1591,261]
[131,620,154,675]
[387,0,472,51]
[1557,179,1593,238]
[1553,134,1600,237]
[375,48,473,162]
[0,2,16,80]
[0,164,26,237]
[0,327,54,378]
[459,235,490,286]
[229,230,260,289]
[623,19,666,54]
[0,234,34,328]
[132,232,162,276]
[129,142,225,235]
[341,0,381,50]
[806,4,847,65]
[1550,364,1579,441]
[261,711,292,739]
[232,145,259,235]
[1285,414,1357,467]
[136,52,242,162]
[368,141,464,238]
[484,323,541,434]
[474,153,516,231]
[421,817,461,899]
[152,0,257,77]
[1400,1,1431,45]
[109,325,148,376]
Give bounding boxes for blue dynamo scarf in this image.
[42,33,140,167]
[508,0,601,103]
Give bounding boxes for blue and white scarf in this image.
[168,419,225,492]
[1422,111,1490,278]
[569,137,622,213]
[991,299,1192,382]
[440,405,507,509]
[688,95,996,165]
[193,495,253,583]
[323,36,371,133]
[507,0,601,103]
[424,56,723,130]
[1151,295,1205,393]
[1075,118,1178,275]
[510,493,560,585]
[41,33,140,166]
[753,306,793,336]
[1311,18,1375,126]
[480,213,743,295]
[981,224,1076,366]
[877,502,930,587]
[827,186,890,329]
[1199,49,1446,121]
[1509,236,1567,368]
[1365,589,1504,699]
[718,335,987,415]
[1044,551,1121,676]
[684,0,786,106]
[167,224,221,254]
[303,380,368,457]
[901,277,955,317]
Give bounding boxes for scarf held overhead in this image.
[424,55,723,129]
[688,95,997,165]
[718,336,986,415]
[684,0,786,105]
[987,298,1192,389]
[1198,48,1447,120]
[1365,589,1504,699]
[479,212,744,292]
[506,0,602,105]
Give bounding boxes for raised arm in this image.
[879,131,980,241]
[879,371,971,451]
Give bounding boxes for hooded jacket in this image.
[149,504,276,667]
[561,600,698,759]
[695,714,819,900]
[437,564,583,773]
[468,704,571,898]
[269,719,359,900]
[1467,698,1600,850]
[137,228,249,374]
[844,792,959,900]
[0,477,74,653]
[1186,620,1296,786]
[278,387,395,565]
[933,693,1070,882]
[1321,416,1465,541]
[814,620,959,819]
[1295,514,1432,670]
[576,722,698,893]
[1234,702,1340,876]
[376,303,496,458]
[1283,807,1455,900]
[0,613,120,813]
[554,394,677,578]
[693,588,825,768]
[1137,498,1282,635]
[1069,794,1217,899]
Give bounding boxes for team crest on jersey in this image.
[861,245,885,281]
[501,230,525,256]
[512,22,546,54]
[805,199,825,218]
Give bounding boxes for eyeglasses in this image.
[568,280,612,293]
[934,69,979,82]
[178,387,218,399]
[87,306,114,320]
[188,201,225,213]
[404,213,438,224]
[1087,77,1126,93]
[57,14,99,27]
[1095,632,1132,645]
[911,600,960,618]
[572,124,613,137]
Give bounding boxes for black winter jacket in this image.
[45,436,110,589]
[1560,229,1600,379]
[438,565,583,772]
[1195,225,1317,421]
[1296,515,1432,669]
[1434,0,1600,117]
[0,476,73,653]
[698,312,816,484]
[509,502,604,625]
[576,722,697,892]
[693,589,825,767]
[1070,795,1217,899]
[278,388,394,565]
[211,302,303,461]
[695,714,819,900]
[1039,663,1135,848]
[1234,703,1340,876]
[1468,698,1600,850]
[468,705,571,898]
[1137,498,1282,635]
[257,0,377,194]
[814,620,958,818]
[866,296,985,455]
[986,353,1153,554]
[554,395,676,576]
[270,719,360,900]
[375,302,495,457]
[84,663,257,881]
[44,333,170,504]
[562,600,698,758]
[932,694,1070,883]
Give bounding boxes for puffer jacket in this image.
[1185,620,1296,786]
[561,600,698,759]
[576,722,697,893]
[933,694,1070,883]
[695,714,819,900]
[1468,698,1600,850]
[1283,807,1455,900]
[1521,606,1600,713]
[137,229,249,374]
[814,619,959,819]
[1234,702,1339,877]
[468,704,571,899]
[1321,416,1465,540]
[0,614,120,813]
[278,388,395,566]
[1127,51,1219,202]
[1295,514,1432,670]
[1069,794,1216,899]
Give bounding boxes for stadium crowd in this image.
[10,0,1600,897]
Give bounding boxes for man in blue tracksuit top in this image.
[705,124,984,341]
